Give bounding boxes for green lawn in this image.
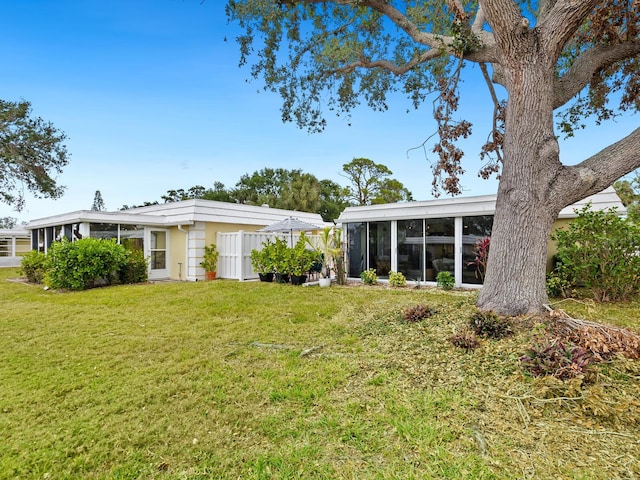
[1,267,638,479]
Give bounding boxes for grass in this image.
[0,267,639,479]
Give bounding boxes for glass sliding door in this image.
[347,223,367,278]
[397,219,424,281]
[462,215,493,284]
[426,218,455,282]
[369,221,391,278]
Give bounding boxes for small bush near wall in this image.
[20,250,47,284]
[45,238,128,290]
[118,249,149,284]
[553,206,640,302]
[388,271,407,287]
[360,268,378,285]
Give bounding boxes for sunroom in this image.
[336,187,625,288]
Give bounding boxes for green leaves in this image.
[553,205,640,302]
[44,238,130,290]
[0,99,69,211]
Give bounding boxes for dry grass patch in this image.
[0,268,638,479]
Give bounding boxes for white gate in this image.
[216,231,314,281]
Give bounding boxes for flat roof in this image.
[337,187,625,223]
[0,228,30,237]
[25,199,325,230]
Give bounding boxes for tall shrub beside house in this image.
[553,206,640,302]
[45,238,129,290]
[20,250,47,284]
[118,249,149,284]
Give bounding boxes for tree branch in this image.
[553,40,640,109]
[552,127,640,206]
[539,0,600,59]
[471,3,487,34]
[330,49,442,76]
[287,0,497,68]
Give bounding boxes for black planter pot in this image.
[290,274,307,286]
[258,273,274,282]
[275,273,290,284]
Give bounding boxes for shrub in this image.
[289,233,319,276]
[118,249,149,284]
[360,268,378,285]
[468,310,513,339]
[546,264,574,298]
[520,339,594,380]
[449,328,480,351]
[401,304,436,322]
[552,205,640,302]
[20,250,47,284]
[436,271,454,290]
[388,270,407,287]
[45,238,128,290]
[250,242,274,274]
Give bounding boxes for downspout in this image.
[178,225,191,281]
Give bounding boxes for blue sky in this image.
[0,0,636,223]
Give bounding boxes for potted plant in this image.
[289,233,318,285]
[200,243,219,280]
[271,237,291,283]
[251,240,274,282]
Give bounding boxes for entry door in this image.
[146,229,169,279]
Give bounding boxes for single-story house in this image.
[0,228,31,267]
[24,201,325,281]
[336,187,626,288]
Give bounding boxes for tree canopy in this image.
[342,157,413,205]
[0,216,18,229]
[227,0,640,315]
[613,171,640,224]
[0,99,69,211]
[91,190,105,211]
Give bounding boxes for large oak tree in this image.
[227,0,640,315]
[0,99,69,211]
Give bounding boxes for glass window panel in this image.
[347,223,366,278]
[38,229,45,252]
[72,224,83,240]
[53,226,64,242]
[369,221,391,278]
[397,219,424,281]
[426,218,455,282]
[120,224,144,251]
[462,215,493,285]
[90,223,118,240]
[150,231,166,250]
[0,239,8,257]
[150,251,166,270]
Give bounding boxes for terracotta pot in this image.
[206,271,217,280]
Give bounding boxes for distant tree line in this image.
[121,158,412,222]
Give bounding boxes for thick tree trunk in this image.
[476,50,564,315]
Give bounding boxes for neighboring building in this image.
[336,187,625,288]
[24,200,324,281]
[0,228,31,267]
